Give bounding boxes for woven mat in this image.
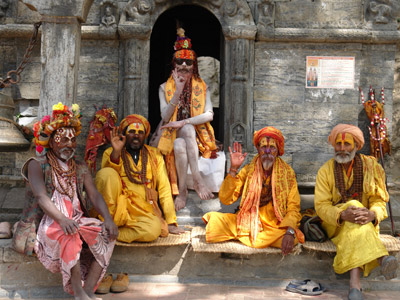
[191,226,301,255]
[115,231,191,247]
[303,234,400,253]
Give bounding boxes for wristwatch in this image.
[286,228,295,236]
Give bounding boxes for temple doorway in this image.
[149,5,223,141]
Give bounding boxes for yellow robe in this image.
[314,154,389,276]
[203,160,303,249]
[95,146,177,243]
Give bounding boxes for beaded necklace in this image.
[121,147,148,184]
[47,149,77,199]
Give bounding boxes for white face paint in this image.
[53,128,76,161]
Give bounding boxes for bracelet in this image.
[185,119,191,125]
[229,167,238,173]
[170,101,177,107]
[284,233,295,238]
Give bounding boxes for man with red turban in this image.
[203,127,304,253]
[315,124,398,300]
[156,27,217,211]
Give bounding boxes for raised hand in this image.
[172,68,187,92]
[110,126,126,153]
[229,142,247,170]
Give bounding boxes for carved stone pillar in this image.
[118,26,151,118]
[21,0,94,117]
[222,25,256,152]
[118,0,153,119]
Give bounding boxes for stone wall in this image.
[0,0,399,187]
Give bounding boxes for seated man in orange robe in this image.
[203,127,304,254]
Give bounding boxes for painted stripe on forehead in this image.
[127,122,144,132]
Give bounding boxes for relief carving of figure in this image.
[101,5,117,28]
[0,0,9,18]
[258,0,274,28]
[120,0,153,24]
[368,0,397,24]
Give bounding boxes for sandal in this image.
[381,256,398,280]
[0,222,12,239]
[286,279,325,296]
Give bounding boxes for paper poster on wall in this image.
[306,56,355,89]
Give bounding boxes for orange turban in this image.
[328,124,365,150]
[253,126,285,156]
[119,114,151,138]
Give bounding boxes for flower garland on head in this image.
[33,102,82,157]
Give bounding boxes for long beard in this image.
[261,154,275,170]
[334,147,357,164]
[59,148,76,161]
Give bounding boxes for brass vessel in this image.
[0,92,30,152]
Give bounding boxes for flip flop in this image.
[286,279,325,296]
[381,256,398,280]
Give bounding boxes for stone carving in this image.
[221,0,252,23]
[232,39,247,77]
[0,0,9,18]
[368,0,397,24]
[258,0,274,28]
[120,0,154,25]
[231,123,246,145]
[100,1,117,28]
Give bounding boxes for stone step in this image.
[1,237,400,293]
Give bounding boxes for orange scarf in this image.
[237,156,296,246]
[158,75,217,157]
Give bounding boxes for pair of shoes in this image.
[348,288,363,300]
[95,273,130,294]
[0,222,12,239]
[286,279,325,296]
[381,255,399,280]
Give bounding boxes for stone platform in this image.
[1,189,400,299]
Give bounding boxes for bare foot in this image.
[74,291,93,300]
[194,179,214,200]
[174,192,187,211]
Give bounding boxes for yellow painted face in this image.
[335,132,355,150]
[127,122,145,135]
[259,137,277,149]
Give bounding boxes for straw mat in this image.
[115,230,191,247]
[303,234,400,253]
[191,226,301,255]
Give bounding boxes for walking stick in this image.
[359,87,395,236]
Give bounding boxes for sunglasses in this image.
[175,58,194,66]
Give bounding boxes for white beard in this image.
[60,148,76,161]
[261,154,275,170]
[334,146,357,164]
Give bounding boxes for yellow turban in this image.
[119,114,151,138]
[328,124,365,150]
[253,126,285,156]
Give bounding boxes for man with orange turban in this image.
[96,114,184,243]
[314,124,398,300]
[203,127,304,253]
[155,27,217,211]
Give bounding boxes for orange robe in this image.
[203,157,304,248]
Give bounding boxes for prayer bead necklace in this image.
[47,149,77,199]
[122,148,148,184]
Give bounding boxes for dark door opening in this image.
[149,5,222,141]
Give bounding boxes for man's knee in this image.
[95,168,120,185]
[180,124,196,139]
[174,138,187,155]
[344,199,365,209]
